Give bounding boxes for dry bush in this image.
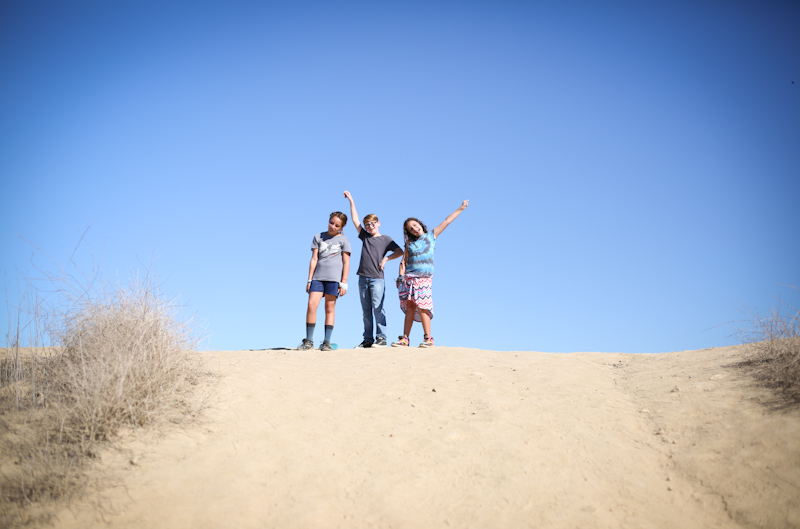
[48,275,200,446]
[738,292,800,405]
[1,271,202,527]
[0,405,90,525]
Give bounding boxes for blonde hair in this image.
[363,214,378,224]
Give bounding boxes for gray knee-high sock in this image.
[306,323,315,341]
[324,325,334,343]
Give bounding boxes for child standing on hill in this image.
[392,200,469,348]
[298,212,351,351]
[344,191,404,347]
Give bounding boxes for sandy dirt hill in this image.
[54,346,799,529]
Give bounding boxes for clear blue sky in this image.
[2,1,798,353]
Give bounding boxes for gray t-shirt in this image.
[311,232,351,282]
[357,230,401,279]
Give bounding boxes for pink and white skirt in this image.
[397,276,433,322]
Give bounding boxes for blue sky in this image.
[2,1,798,353]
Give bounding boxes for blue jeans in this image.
[358,276,387,342]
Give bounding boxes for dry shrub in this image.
[738,292,800,405]
[1,271,202,527]
[49,275,200,445]
[0,406,90,524]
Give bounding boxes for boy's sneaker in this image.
[391,336,409,347]
[320,341,333,351]
[374,337,388,347]
[355,340,374,348]
[297,339,314,350]
[419,336,434,348]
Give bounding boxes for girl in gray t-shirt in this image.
[298,212,351,351]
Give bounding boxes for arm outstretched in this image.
[433,199,469,238]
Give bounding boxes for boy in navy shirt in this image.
[344,191,403,347]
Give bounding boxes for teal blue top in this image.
[405,231,435,278]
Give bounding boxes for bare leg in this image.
[419,309,432,337]
[403,299,417,338]
[307,291,323,323]
[324,294,337,326]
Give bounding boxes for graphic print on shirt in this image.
[319,239,342,259]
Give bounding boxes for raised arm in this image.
[433,199,469,238]
[343,191,362,234]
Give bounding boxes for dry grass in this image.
[737,291,800,406]
[1,272,202,527]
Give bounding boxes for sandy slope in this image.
[55,346,799,529]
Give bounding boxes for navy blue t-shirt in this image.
[357,230,401,279]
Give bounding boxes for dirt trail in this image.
[55,346,800,528]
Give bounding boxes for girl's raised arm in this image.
[433,200,469,238]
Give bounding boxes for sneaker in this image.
[374,337,388,347]
[355,340,374,348]
[419,336,434,348]
[391,335,409,347]
[320,341,333,351]
[297,338,314,350]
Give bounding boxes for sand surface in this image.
[54,346,800,528]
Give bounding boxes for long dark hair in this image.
[403,217,427,241]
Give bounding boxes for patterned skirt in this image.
[397,276,433,322]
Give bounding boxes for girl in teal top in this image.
[392,199,469,348]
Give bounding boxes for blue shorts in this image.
[309,280,340,297]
